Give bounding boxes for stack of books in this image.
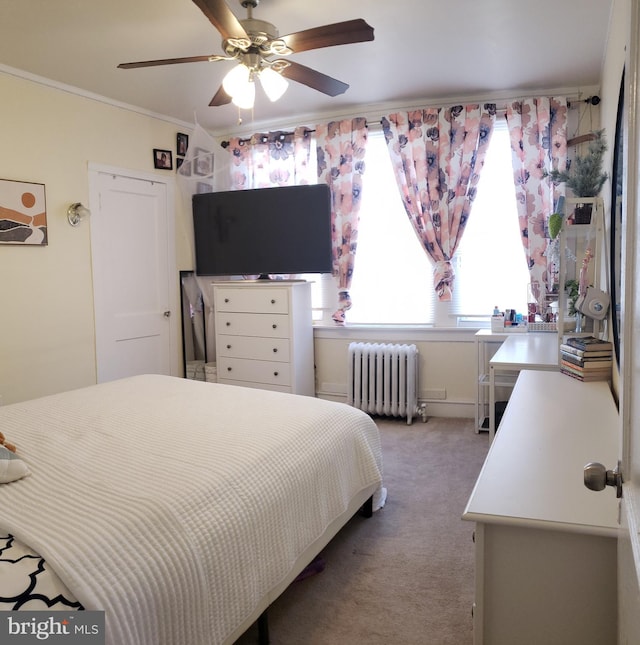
[560,336,613,382]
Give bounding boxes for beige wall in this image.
[2,25,621,412]
[0,72,194,404]
[313,329,478,417]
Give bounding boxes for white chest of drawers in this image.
[463,370,618,645]
[213,281,315,396]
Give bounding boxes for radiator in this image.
[347,342,421,425]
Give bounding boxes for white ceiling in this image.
[0,0,613,136]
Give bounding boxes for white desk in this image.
[464,370,619,645]
[474,330,509,433]
[489,333,559,439]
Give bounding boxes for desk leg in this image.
[489,365,495,442]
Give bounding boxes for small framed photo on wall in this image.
[153,149,173,170]
[177,159,192,176]
[194,148,214,176]
[177,132,189,157]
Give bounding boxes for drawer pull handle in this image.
[272,348,277,353]
[227,367,232,372]
[271,299,276,304]
[226,322,231,326]
[224,298,230,303]
[226,344,232,349]
[273,371,279,377]
[272,324,277,329]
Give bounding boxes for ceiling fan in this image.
[118,0,374,109]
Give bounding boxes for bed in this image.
[0,374,384,644]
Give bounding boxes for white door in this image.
[89,166,177,383]
[618,2,640,639]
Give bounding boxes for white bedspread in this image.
[0,375,383,644]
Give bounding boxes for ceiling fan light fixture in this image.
[259,67,289,102]
[222,63,251,97]
[230,75,256,109]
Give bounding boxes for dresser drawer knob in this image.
[224,298,230,303]
[272,348,278,353]
[273,371,279,377]
[272,324,277,329]
[271,299,276,304]
[226,344,232,349]
[227,367,232,372]
[226,322,231,326]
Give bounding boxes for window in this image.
[346,121,530,325]
[347,131,434,324]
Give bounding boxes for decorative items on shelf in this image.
[546,129,608,225]
[560,336,613,382]
[545,195,565,269]
[547,129,608,197]
[565,279,580,316]
[575,286,610,321]
[565,197,600,226]
[573,202,594,225]
[490,307,527,332]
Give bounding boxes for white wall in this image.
[0,72,195,404]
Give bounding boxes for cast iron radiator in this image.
[347,342,423,424]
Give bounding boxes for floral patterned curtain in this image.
[227,127,314,189]
[382,104,496,301]
[315,118,368,324]
[505,97,567,306]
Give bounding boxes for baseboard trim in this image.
[315,391,473,419]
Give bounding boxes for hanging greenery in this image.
[548,212,563,239]
[547,129,608,197]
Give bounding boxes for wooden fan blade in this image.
[280,19,374,53]
[279,61,349,97]
[118,55,228,69]
[209,86,232,106]
[191,0,248,41]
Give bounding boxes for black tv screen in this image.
[192,184,333,277]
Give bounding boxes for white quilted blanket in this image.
[0,375,383,644]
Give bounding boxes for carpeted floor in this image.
[235,416,490,645]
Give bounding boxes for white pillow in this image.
[0,446,30,483]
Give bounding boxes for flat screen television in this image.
[192,184,333,278]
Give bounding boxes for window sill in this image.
[313,323,483,342]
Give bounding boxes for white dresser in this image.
[463,370,619,645]
[213,281,315,396]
